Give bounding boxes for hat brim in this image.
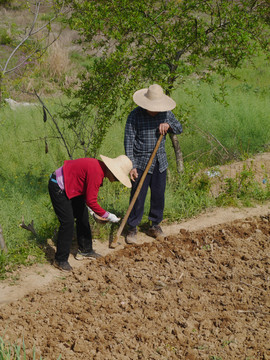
[133,88,176,112]
[100,155,132,188]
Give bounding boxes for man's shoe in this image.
[53,260,73,272]
[75,249,102,261]
[125,228,137,244]
[146,225,165,240]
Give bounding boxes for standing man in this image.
[48,154,132,271]
[124,84,183,244]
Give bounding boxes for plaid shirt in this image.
[124,107,183,173]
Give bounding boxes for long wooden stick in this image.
[110,134,164,248]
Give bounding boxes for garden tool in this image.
[109,134,164,248]
[87,207,109,224]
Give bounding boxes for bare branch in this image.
[5,33,60,75]
[3,1,41,73]
[3,0,66,74]
[19,216,37,236]
[30,2,67,36]
[208,131,229,155]
[22,135,60,143]
[34,90,73,159]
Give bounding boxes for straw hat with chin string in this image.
[133,84,176,112]
[100,154,132,188]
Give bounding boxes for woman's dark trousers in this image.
[48,178,92,262]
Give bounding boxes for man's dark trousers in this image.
[48,177,92,262]
[127,161,167,229]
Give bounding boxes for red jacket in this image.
[63,158,107,216]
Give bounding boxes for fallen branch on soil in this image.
[19,217,37,236]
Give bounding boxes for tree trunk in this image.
[165,86,184,173]
[169,133,184,173]
[0,224,7,253]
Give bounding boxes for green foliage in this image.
[66,0,269,82]
[56,0,269,157]
[69,51,93,69]
[58,53,134,158]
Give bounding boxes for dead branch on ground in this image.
[19,216,37,237]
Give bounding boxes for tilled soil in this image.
[0,214,269,359]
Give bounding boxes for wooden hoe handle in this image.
[109,134,164,248]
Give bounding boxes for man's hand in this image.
[130,168,138,182]
[159,123,170,135]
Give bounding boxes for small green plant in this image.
[201,244,212,251]
[0,29,12,45]
[0,336,60,360]
[0,336,62,359]
[221,339,233,347]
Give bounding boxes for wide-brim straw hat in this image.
[100,154,132,188]
[133,84,176,112]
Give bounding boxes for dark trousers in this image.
[48,177,92,262]
[127,162,167,229]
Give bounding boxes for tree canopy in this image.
[57,0,269,164]
[66,0,269,84]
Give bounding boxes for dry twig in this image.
[19,216,37,236]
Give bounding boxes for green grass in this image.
[69,51,96,70]
[175,56,270,166]
[0,104,62,278]
[0,55,270,278]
